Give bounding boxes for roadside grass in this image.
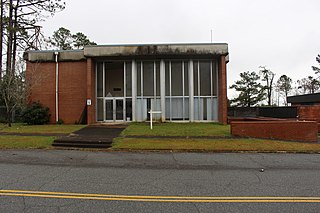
[112,138,320,152]
[0,136,54,149]
[120,122,231,137]
[0,123,86,134]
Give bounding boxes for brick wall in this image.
[231,121,318,142]
[297,106,320,132]
[218,55,228,124]
[27,61,87,124]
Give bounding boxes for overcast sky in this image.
[41,0,320,98]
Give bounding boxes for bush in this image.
[21,102,50,125]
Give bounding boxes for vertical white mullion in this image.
[153,62,156,105]
[182,61,185,121]
[160,60,166,122]
[103,62,106,121]
[210,61,213,121]
[131,60,137,121]
[198,61,200,120]
[189,60,194,122]
[123,62,126,122]
[169,61,172,121]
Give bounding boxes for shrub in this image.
[56,118,64,125]
[21,102,50,125]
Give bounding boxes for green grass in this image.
[112,138,320,152]
[0,135,54,149]
[0,123,86,134]
[121,122,231,137]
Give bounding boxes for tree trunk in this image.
[0,0,3,79]
[6,0,14,75]
[11,1,19,74]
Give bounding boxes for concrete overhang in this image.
[84,43,228,58]
[24,50,85,62]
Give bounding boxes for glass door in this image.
[105,98,114,122]
[115,98,124,121]
[105,98,124,122]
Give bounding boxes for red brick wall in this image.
[231,121,318,142]
[297,106,320,132]
[27,61,87,124]
[218,55,228,124]
[26,62,56,123]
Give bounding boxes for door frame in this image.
[104,97,125,122]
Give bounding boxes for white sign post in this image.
[148,109,162,130]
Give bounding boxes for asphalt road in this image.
[0,150,320,212]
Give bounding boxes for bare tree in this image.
[259,66,275,106]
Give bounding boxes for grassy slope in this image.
[113,138,320,152]
[0,136,55,149]
[0,123,86,134]
[121,122,231,137]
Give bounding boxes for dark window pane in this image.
[143,62,154,96]
[193,61,199,96]
[184,61,189,96]
[137,62,141,96]
[165,62,170,96]
[125,62,132,97]
[105,62,124,97]
[97,62,103,97]
[171,61,183,96]
[200,61,211,96]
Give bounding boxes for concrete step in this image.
[53,137,113,148]
[52,142,111,149]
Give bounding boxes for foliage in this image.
[312,54,320,76]
[297,76,320,94]
[229,71,266,107]
[0,72,25,126]
[259,66,275,106]
[56,118,64,125]
[48,27,96,50]
[276,75,292,105]
[21,102,50,125]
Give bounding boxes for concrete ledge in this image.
[231,121,318,142]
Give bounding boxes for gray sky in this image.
[42,0,320,98]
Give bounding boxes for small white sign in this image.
[87,99,92,106]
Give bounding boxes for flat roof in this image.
[25,43,229,62]
[287,93,320,104]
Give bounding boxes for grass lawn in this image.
[121,122,231,137]
[0,123,86,134]
[0,135,54,149]
[113,138,320,152]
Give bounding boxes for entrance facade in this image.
[96,59,219,123]
[25,43,229,124]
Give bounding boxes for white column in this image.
[132,60,137,121]
[188,60,194,122]
[160,60,166,122]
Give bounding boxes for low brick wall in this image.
[297,106,320,132]
[231,121,318,142]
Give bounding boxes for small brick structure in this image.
[231,120,318,143]
[297,106,320,132]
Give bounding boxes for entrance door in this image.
[105,98,124,122]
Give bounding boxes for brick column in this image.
[218,55,228,124]
[86,58,95,124]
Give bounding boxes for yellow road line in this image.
[1,190,320,203]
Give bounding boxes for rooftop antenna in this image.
[210,29,213,43]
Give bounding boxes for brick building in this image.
[25,43,229,124]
